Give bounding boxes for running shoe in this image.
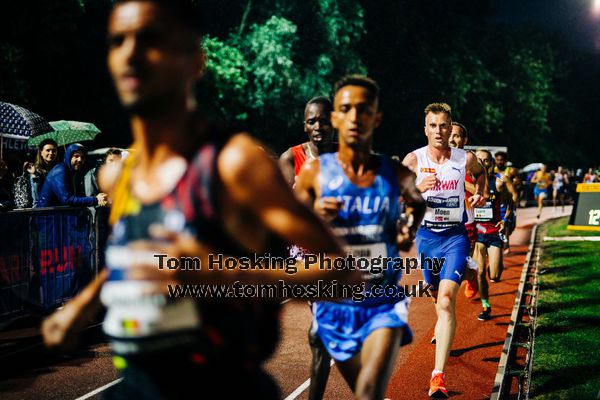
[478,307,492,321]
[429,372,449,398]
[464,270,478,299]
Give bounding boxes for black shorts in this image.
[476,233,503,248]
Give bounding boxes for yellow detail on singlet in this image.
[109,150,141,226]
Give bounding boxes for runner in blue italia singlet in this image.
[296,75,425,399]
[313,153,412,361]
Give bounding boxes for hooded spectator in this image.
[36,143,107,207]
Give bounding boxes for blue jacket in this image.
[36,144,98,208]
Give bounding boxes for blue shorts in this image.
[534,187,547,199]
[477,233,503,248]
[416,226,470,289]
[313,299,412,362]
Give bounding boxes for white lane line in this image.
[74,378,123,400]
[543,236,600,241]
[283,359,335,400]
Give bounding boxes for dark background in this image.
[1,0,599,168]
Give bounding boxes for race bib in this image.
[424,196,462,228]
[345,242,388,283]
[474,202,494,222]
[345,242,387,258]
[101,281,201,339]
[101,246,202,339]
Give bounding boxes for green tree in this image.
[201,0,367,150]
[201,36,249,121]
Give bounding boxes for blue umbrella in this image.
[0,101,53,158]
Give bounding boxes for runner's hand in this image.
[315,197,343,222]
[495,220,506,234]
[417,174,438,192]
[469,193,485,208]
[42,302,85,353]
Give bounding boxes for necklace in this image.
[305,143,317,159]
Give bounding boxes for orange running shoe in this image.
[464,270,478,299]
[429,372,449,398]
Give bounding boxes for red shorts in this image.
[466,222,477,250]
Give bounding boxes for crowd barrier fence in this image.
[0,207,100,325]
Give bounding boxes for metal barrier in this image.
[0,207,99,324]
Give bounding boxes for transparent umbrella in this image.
[522,163,544,173]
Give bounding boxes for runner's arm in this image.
[401,152,435,193]
[466,152,486,207]
[502,172,519,204]
[295,158,320,207]
[465,180,476,195]
[295,158,343,223]
[396,163,425,238]
[278,148,296,187]
[42,269,108,352]
[401,152,417,173]
[464,151,478,195]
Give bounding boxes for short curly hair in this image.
[333,75,380,104]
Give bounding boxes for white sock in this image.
[432,370,444,377]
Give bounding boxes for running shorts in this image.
[476,233,503,248]
[312,299,412,362]
[416,225,470,289]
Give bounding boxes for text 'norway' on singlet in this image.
[414,146,467,231]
